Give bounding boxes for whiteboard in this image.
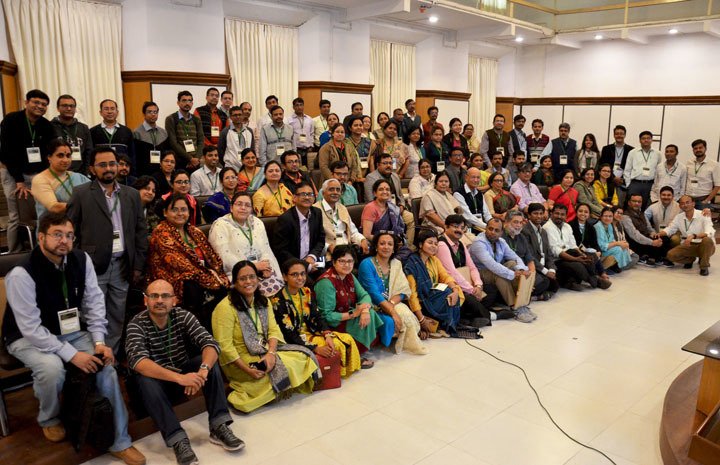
[151,83,228,125]
[321,91,371,121]
[609,105,663,151]
[435,99,469,130]
[662,105,720,164]
[519,105,564,138]
[563,105,611,149]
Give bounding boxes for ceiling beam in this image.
[344,0,410,22]
[621,28,649,44]
[509,0,692,15]
[543,35,582,49]
[703,20,720,38]
[457,24,515,41]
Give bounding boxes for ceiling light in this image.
[428,15,438,23]
[594,34,603,40]
[515,36,524,43]
[669,28,678,34]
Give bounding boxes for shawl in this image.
[271,287,328,349]
[236,300,320,393]
[161,192,200,226]
[421,188,461,231]
[490,189,517,214]
[403,253,460,332]
[147,220,229,300]
[237,167,264,193]
[371,201,406,240]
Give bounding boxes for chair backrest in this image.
[347,204,364,230]
[411,197,421,227]
[260,216,277,237]
[198,223,212,238]
[17,195,37,225]
[0,252,31,371]
[311,170,322,192]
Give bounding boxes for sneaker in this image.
[42,424,66,443]
[661,259,674,268]
[210,424,245,451]
[588,276,599,288]
[110,446,146,465]
[514,307,534,323]
[597,278,612,290]
[638,255,648,265]
[700,268,709,276]
[566,282,584,292]
[683,263,693,269]
[526,308,538,321]
[172,439,199,465]
[645,258,657,267]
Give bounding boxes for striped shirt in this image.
[125,307,219,370]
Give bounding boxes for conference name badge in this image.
[150,150,161,164]
[27,147,41,163]
[71,146,82,161]
[432,283,448,292]
[211,126,220,137]
[58,308,81,335]
[183,139,196,153]
[360,159,369,169]
[299,134,307,143]
[559,155,568,165]
[437,161,446,171]
[112,230,124,254]
[642,167,650,174]
[276,144,285,157]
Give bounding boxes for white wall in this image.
[415,36,469,92]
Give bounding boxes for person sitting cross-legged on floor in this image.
[503,210,554,301]
[521,203,560,299]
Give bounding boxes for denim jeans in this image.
[8,331,132,452]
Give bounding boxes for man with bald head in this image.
[125,279,244,465]
[454,167,492,233]
[659,195,716,276]
[315,178,369,260]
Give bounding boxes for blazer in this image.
[599,143,634,173]
[271,206,326,265]
[67,181,148,277]
[521,222,556,272]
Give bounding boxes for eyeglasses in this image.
[233,202,252,208]
[145,110,159,115]
[295,192,315,198]
[95,161,118,168]
[145,293,175,300]
[174,180,190,185]
[225,175,239,180]
[169,207,189,214]
[336,258,354,265]
[47,232,75,241]
[288,271,306,278]
[237,274,258,282]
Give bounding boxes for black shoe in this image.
[661,259,674,268]
[683,263,693,269]
[588,276,599,288]
[645,258,657,267]
[566,282,584,292]
[700,268,709,276]
[470,317,491,328]
[210,424,245,451]
[494,309,515,320]
[172,438,199,465]
[638,255,648,264]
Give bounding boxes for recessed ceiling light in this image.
[594,34,603,40]
[428,15,438,23]
[515,36,524,43]
[669,28,678,34]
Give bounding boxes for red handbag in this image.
[313,353,342,390]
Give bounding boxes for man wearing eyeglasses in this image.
[218,104,254,171]
[68,147,148,356]
[51,94,93,174]
[2,211,145,464]
[280,150,316,195]
[133,101,168,176]
[315,178,369,261]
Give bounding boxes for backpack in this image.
[60,363,116,452]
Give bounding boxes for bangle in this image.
[418,316,425,323]
[268,351,277,356]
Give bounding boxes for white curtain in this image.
[225,18,298,123]
[389,42,416,113]
[468,56,498,130]
[2,0,124,125]
[370,39,390,122]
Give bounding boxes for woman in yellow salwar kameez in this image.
[271,258,361,378]
[212,260,320,413]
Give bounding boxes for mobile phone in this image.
[250,360,267,371]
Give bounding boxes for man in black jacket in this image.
[521,203,559,297]
[89,99,136,174]
[599,124,634,207]
[271,181,325,272]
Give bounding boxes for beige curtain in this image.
[468,56,498,130]
[2,0,124,125]
[225,18,298,124]
[370,39,391,123]
[389,42,416,113]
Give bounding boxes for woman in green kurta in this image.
[212,260,320,413]
[314,245,382,369]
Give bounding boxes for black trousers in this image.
[532,272,552,296]
[135,355,232,447]
[627,236,671,260]
[556,258,595,286]
[461,294,492,321]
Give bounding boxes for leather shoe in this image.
[110,446,146,465]
[42,424,66,443]
[700,268,709,276]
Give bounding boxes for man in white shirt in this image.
[454,168,492,233]
[685,138,720,208]
[485,152,510,187]
[542,204,611,291]
[288,97,314,166]
[257,94,281,129]
[314,179,368,260]
[312,99,331,149]
[659,195,716,276]
[651,144,686,202]
[645,186,681,240]
[624,130,661,209]
[218,105,254,171]
[190,146,221,196]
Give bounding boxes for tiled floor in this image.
[85,255,720,465]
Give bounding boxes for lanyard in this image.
[104,128,115,144]
[243,166,256,183]
[60,270,69,308]
[641,149,651,164]
[665,162,677,176]
[180,118,191,138]
[249,304,263,337]
[207,171,218,191]
[321,117,328,131]
[271,187,283,210]
[62,124,78,143]
[470,191,478,212]
[273,125,285,140]
[284,287,304,329]
[684,217,694,233]
[323,206,339,228]
[26,116,37,146]
[237,220,253,246]
[694,161,704,176]
[181,230,195,249]
[602,224,612,242]
[152,315,174,367]
[555,223,564,240]
[50,169,74,197]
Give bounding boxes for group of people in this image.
[0,87,717,465]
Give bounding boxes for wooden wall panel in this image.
[122,81,151,130]
[298,87,322,117]
[0,61,19,115]
[298,81,374,120]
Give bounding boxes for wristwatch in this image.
[199,363,210,371]
[94,341,105,347]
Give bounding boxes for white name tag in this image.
[642,167,650,174]
[691,238,702,244]
[58,308,81,335]
[150,150,161,164]
[433,283,448,292]
[360,160,368,169]
[27,147,41,163]
[299,134,307,143]
[392,158,397,170]
[437,161,446,171]
[497,147,505,154]
[614,163,622,170]
[559,155,568,165]
[183,139,195,153]
[71,146,82,161]
[276,144,285,157]
[530,153,538,163]
[211,126,220,137]
[112,230,124,253]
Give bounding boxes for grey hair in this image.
[321,178,341,190]
[505,210,525,222]
[559,122,571,130]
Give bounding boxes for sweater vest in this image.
[438,236,467,268]
[486,129,512,158]
[455,187,485,217]
[2,248,87,346]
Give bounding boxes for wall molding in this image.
[0,61,17,76]
[417,90,471,101]
[497,96,720,105]
[299,81,374,93]
[121,71,230,86]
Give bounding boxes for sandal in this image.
[361,358,375,369]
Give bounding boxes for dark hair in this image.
[281,258,306,276]
[527,203,545,215]
[613,125,626,134]
[405,98,414,107]
[611,205,623,214]
[372,178,391,193]
[691,139,707,149]
[240,148,256,161]
[38,211,72,235]
[402,125,423,146]
[206,87,219,96]
[469,153,484,166]
[163,192,190,212]
[582,133,600,153]
[382,120,399,133]
[231,190,252,206]
[221,90,233,98]
[659,185,675,195]
[319,99,331,107]
[639,130,653,139]
[292,97,304,106]
[229,105,242,115]
[230,261,267,310]
[427,106,438,115]
[552,203,568,213]
[280,150,300,165]
[531,118,544,126]
[26,89,50,102]
[160,150,176,163]
[415,228,438,249]
[462,124,474,132]
[56,94,75,106]
[376,112,389,124]
[331,244,356,263]
[434,171,451,186]
[203,145,218,156]
[89,146,118,166]
[142,101,158,113]
[265,95,279,104]
[177,90,192,100]
[269,105,283,114]
[448,118,462,130]
[559,169,575,183]
[513,151,526,160]
[445,214,465,227]
[46,138,72,156]
[599,206,614,218]
[370,231,399,257]
[292,181,314,193]
[539,155,552,166]
[487,171,505,186]
[493,114,505,122]
[376,153,393,165]
[347,115,364,130]
[99,99,117,110]
[170,169,190,185]
[330,160,349,172]
[133,175,156,191]
[575,202,591,215]
[264,160,282,174]
[580,167,595,181]
[239,101,252,111]
[327,112,339,123]
[351,102,363,111]
[513,114,526,123]
[117,153,131,165]
[519,162,534,173]
[219,166,238,183]
[665,144,679,153]
[418,158,432,170]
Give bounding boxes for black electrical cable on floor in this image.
[464,339,617,465]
